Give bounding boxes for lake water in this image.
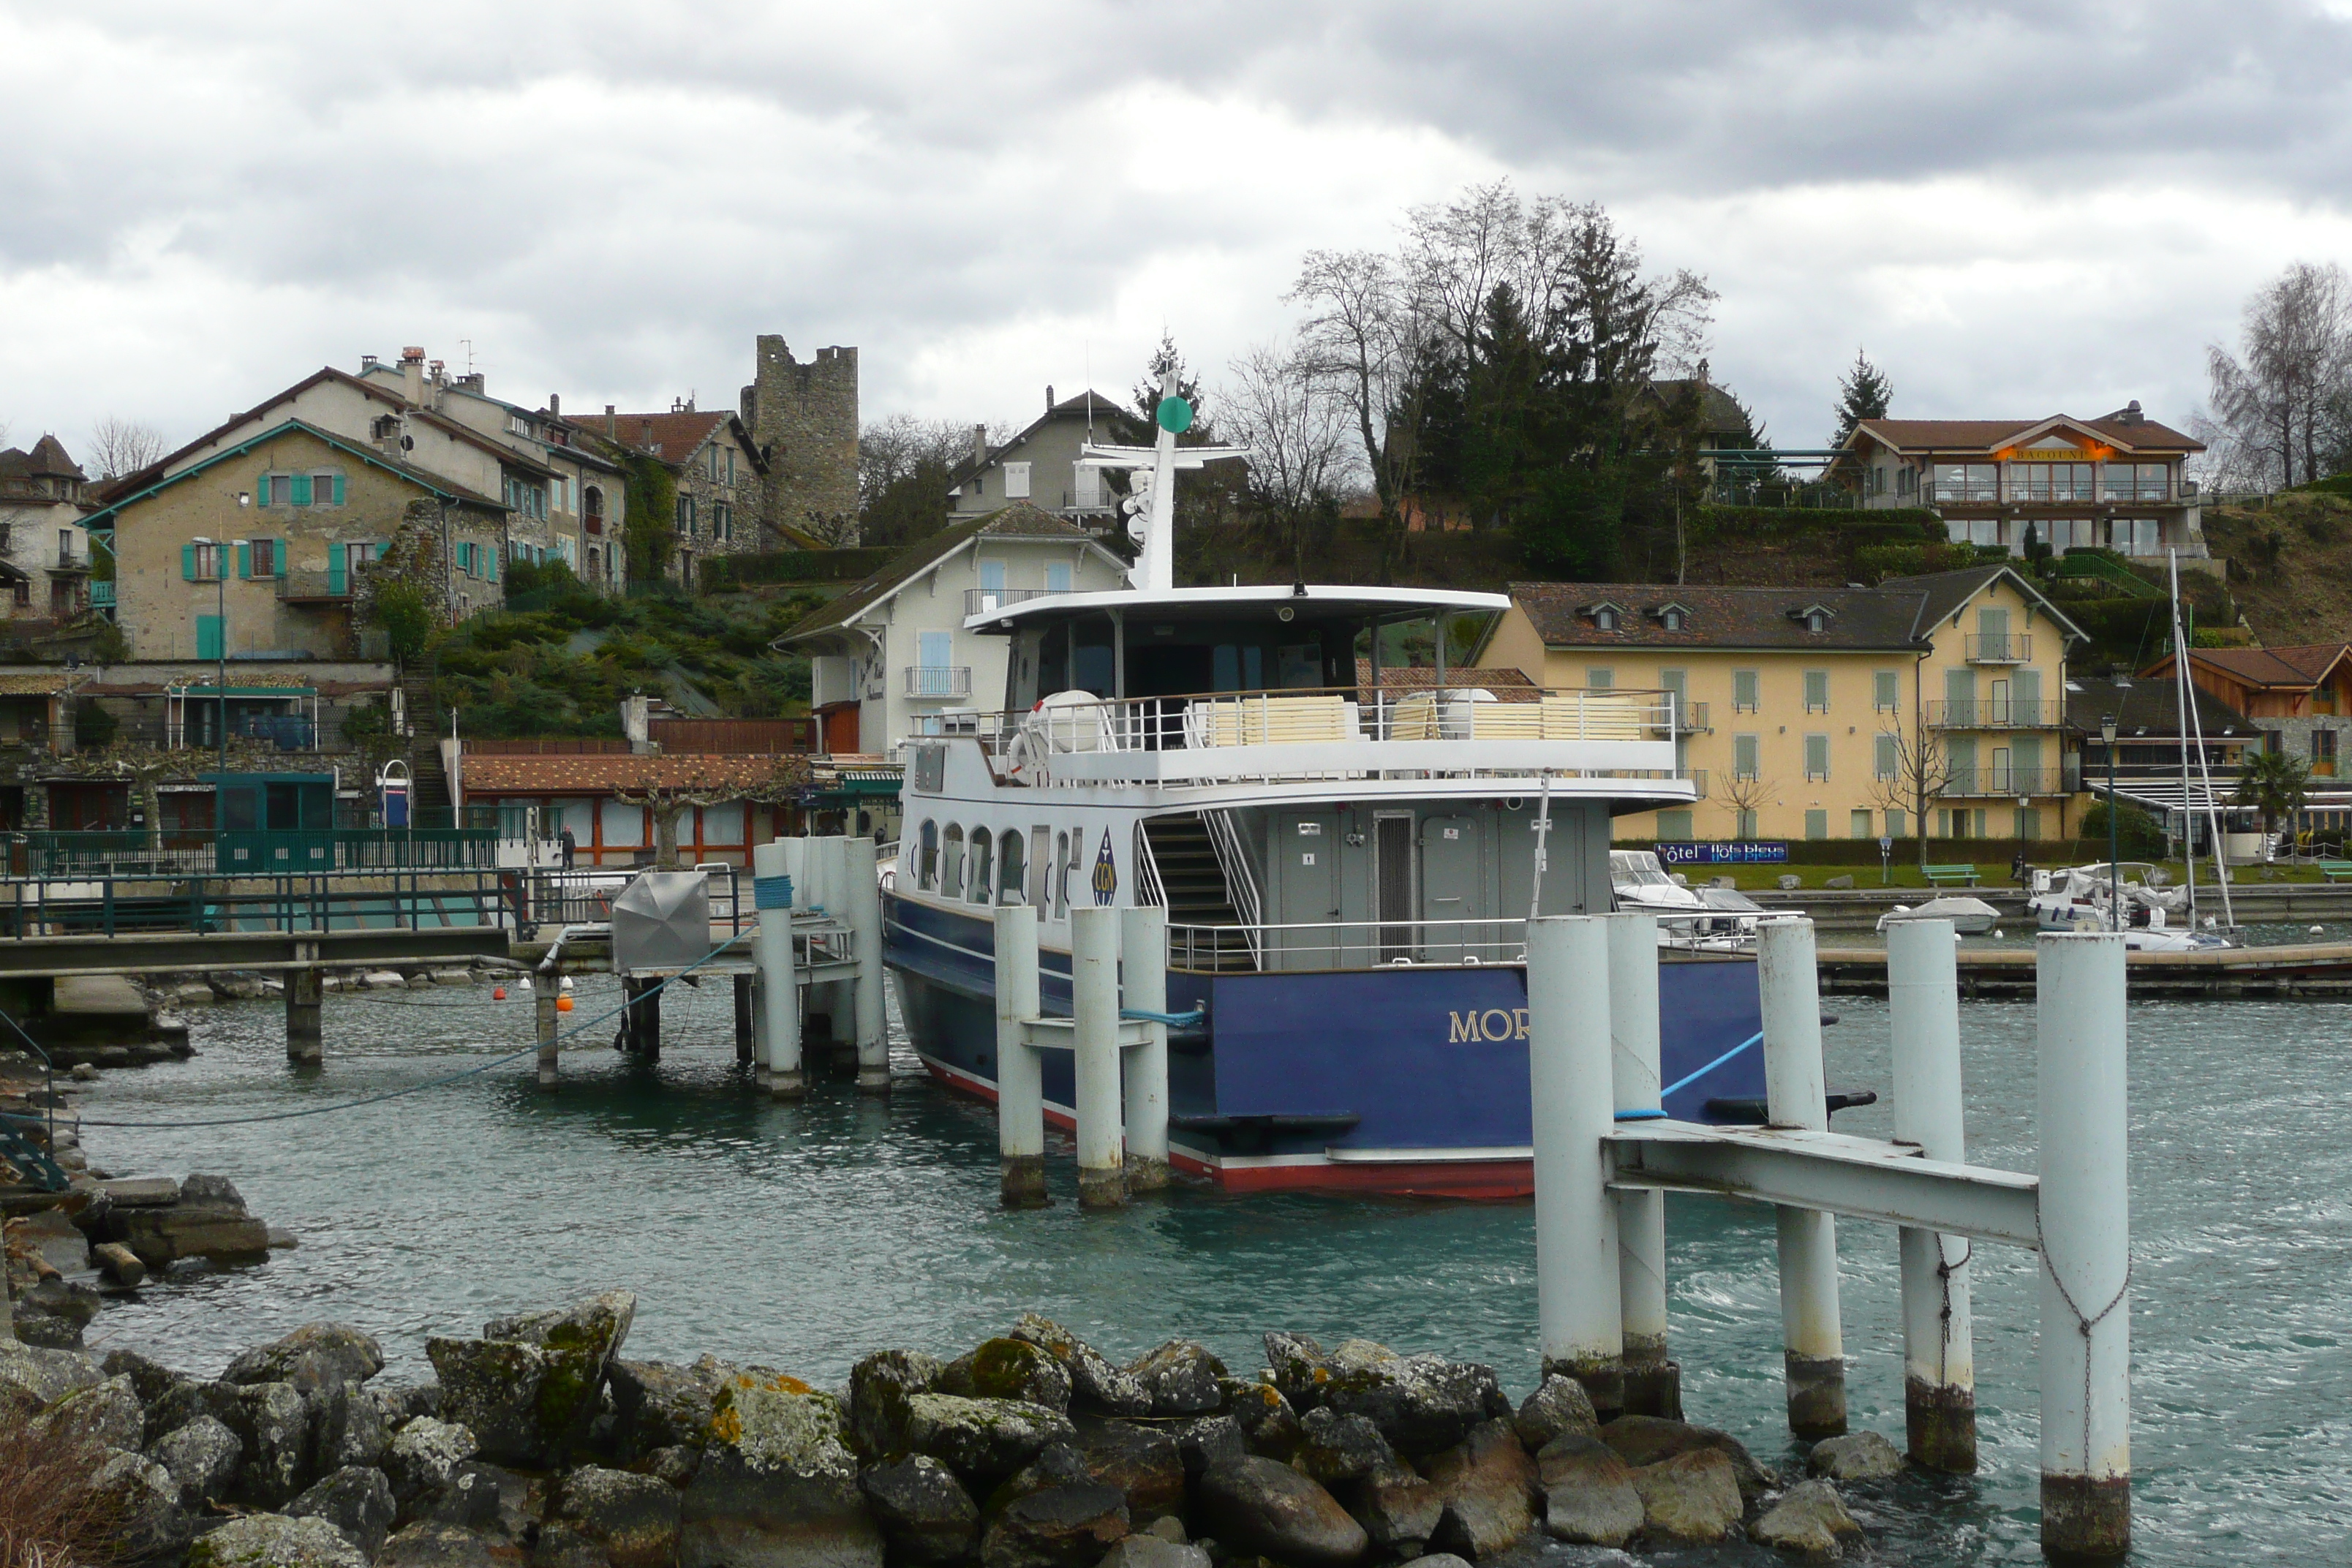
[69,974,2352,1565]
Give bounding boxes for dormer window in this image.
[1788,603,1834,634]
[1650,602,1692,633]
[1582,600,1627,633]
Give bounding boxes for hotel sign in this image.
[1656,840,1788,865]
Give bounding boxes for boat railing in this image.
[1167,915,1536,973]
[975,685,1679,785]
[1199,808,1265,966]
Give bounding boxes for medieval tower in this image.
[741,336,860,546]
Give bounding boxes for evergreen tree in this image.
[1832,349,1893,448]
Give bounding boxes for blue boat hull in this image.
[884,892,1766,1197]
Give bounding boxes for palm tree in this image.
[2234,747,2313,859]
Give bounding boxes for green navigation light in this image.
[1156,396,1194,435]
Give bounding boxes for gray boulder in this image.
[311,1382,390,1473]
[1072,1415,1184,1524]
[0,1339,101,1416]
[1512,1375,1599,1452]
[434,1292,636,1468]
[104,1348,192,1409]
[844,1349,944,1461]
[1196,1457,1368,1567]
[91,1447,196,1565]
[1262,1333,1329,1409]
[1121,1342,1225,1417]
[902,1392,1076,1482]
[1422,1420,1534,1559]
[1807,1430,1904,1482]
[1292,1407,1395,1487]
[976,1484,1128,1568]
[480,1291,636,1363]
[609,1357,730,1458]
[152,1378,246,1441]
[385,1417,480,1503]
[1094,1538,1208,1568]
[1173,1415,1245,1477]
[1628,1450,1742,1545]
[15,1279,100,1347]
[230,1380,318,1507]
[1534,1435,1640,1549]
[115,1207,269,1268]
[426,1466,510,1533]
[993,1442,1093,1509]
[377,1383,445,1426]
[940,1338,1072,1413]
[376,1522,518,1568]
[679,1376,882,1568]
[1600,1414,1775,1501]
[1262,1336,1507,1457]
[187,1512,369,1568]
[149,1414,244,1508]
[1395,1557,1471,1568]
[1341,1458,1441,1558]
[1750,1479,1864,1559]
[542,1465,682,1568]
[1009,1315,1150,1415]
[227,1324,386,1395]
[1222,1381,1303,1460]
[288,1466,399,1559]
[31,1372,146,1451]
[858,1456,977,1565]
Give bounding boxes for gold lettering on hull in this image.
[1447,1008,1532,1042]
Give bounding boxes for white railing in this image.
[965,587,1055,616]
[1131,821,1169,910]
[905,666,972,698]
[1199,807,1264,966]
[1168,916,1534,973]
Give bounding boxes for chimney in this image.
[1046,384,1055,410]
[400,347,426,406]
[641,419,655,448]
[549,393,560,418]
[2121,399,2145,426]
[361,353,379,372]
[972,423,988,468]
[605,404,616,437]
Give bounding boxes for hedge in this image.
[700,549,894,589]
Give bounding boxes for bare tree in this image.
[1866,720,1954,867]
[1221,339,1354,578]
[83,417,169,480]
[1287,247,1425,537]
[614,760,804,868]
[1714,766,1777,840]
[2198,262,2352,490]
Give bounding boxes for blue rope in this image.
[1654,1029,1765,1102]
[68,935,753,1131]
[1612,1108,1670,1122]
[1120,1008,1205,1027]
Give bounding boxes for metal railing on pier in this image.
[0,867,520,940]
[10,828,499,878]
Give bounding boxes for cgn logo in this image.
[1091,829,1118,905]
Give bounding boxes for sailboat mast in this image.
[2170,550,2198,926]
[2171,549,2236,928]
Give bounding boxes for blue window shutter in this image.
[236,542,251,579]
[332,474,344,505]
[182,542,196,581]
[274,538,289,577]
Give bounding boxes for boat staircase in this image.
[1140,813,1257,973]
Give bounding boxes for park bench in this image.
[1923,864,1980,887]
[2318,860,2352,883]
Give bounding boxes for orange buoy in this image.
[556,995,574,1013]
[492,986,508,1000]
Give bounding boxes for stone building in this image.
[0,435,97,620]
[739,337,859,544]
[571,404,770,589]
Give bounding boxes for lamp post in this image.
[2100,714,2119,932]
[200,491,249,791]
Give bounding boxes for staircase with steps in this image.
[1140,813,1256,972]
[399,668,454,829]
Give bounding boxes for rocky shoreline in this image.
[2,1291,1910,1568]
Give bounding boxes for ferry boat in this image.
[878,384,1766,1198]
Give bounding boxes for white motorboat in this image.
[2029,863,2233,949]
[1877,895,2002,935]
[1610,851,1763,949]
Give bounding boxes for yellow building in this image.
[1478,567,2086,845]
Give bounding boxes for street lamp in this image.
[200,491,249,789]
[2100,713,2119,932]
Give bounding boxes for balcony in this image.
[278,570,353,604]
[905,666,973,698]
[1684,769,1709,799]
[51,551,89,574]
[965,587,1055,617]
[1651,700,1710,736]
[1925,699,2064,728]
[1945,766,2065,798]
[1964,633,2032,664]
[1922,480,1999,505]
[88,581,114,609]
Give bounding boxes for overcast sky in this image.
[7,1,2352,468]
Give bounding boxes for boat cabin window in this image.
[1014,611,1356,707]
[941,825,965,898]
[1033,614,1117,702]
[917,821,938,891]
[998,829,1025,905]
[968,829,993,903]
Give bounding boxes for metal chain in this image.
[2036,1206,2133,1465]
[1934,1237,1973,1386]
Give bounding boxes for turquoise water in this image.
[70,976,2352,1564]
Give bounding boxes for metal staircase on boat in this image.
[1140,813,1256,972]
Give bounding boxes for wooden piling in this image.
[733,973,754,1064]
[535,980,560,1091]
[284,949,323,1066]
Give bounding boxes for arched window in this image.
[1053,830,1069,916]
[967,829,993,903]
[941,825,965,899]
[918,821,938,891]
[584,485,605,527]
[998,829,1025,904]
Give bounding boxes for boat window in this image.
[1071,615,1116,697]
[941,825,965,899]
[1278,643,1320,688]
[1063,832,1085,911]
[1037,624,1068,698]
[1053,830,1069,916]
[998,829,1025,905]
[1210,644,1264,690]
[968,830,993,903]
[1028,826,1049,906]
[917,821,938,891]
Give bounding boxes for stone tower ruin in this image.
[741,336,860,546]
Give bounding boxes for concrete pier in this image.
[1070,908,1126,1210]
[285,945,322,1064]
[1889,918,1978,1471]
[1605,911,1679,1420]
[535,983,560,1090]
[754,840,802,1099]
[847,838,889,1094]
[993,905,1047,1208]
[1527,914,1624,1417]
[1759,919,1847,1441]
[1119,905,1171,1192]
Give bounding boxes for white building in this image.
[780,503,1128,757]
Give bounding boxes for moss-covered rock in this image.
[187,1512,369,1568]
[1008,1316,1149,1416]
[902,1393,1077,1485]
[940,1339,1070,1413]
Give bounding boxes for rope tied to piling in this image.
[2036,1205,2133,1467]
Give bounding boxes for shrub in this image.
[2081,800,2167,859]
[369,580,434,666]
[0,1419,118,1568]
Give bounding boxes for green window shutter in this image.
[332,474,345,505]
[274,538,289,577]
[488,546,500,583]
[290,474,312,508]
[236,542,251,579]
[328,549,347,598]
[256,474,271,507]
[182,543,196,581]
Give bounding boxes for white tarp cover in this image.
[612,870,712,973]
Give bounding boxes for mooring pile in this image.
[1,1291,1925,1568]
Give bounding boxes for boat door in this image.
[1420,814,1480,962]
[1271,809,1341,970]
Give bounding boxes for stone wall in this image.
[741,338,859,546]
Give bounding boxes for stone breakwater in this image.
[0,1290,1916,1568]
[5,1172,295,1347]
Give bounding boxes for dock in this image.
[1817,941,2352,998]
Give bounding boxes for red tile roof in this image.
[1852,413,2203,455]
[463,754,810,795]
[2163,643,2352,690]
[592,411,729,465]
[1354,660,1539,695]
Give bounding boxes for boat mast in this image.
[2170,550,2198,927]
[2171,549,2235,929]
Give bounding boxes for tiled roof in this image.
[0,672,69,696]
[2065,677,2253,737]
[462,754,811,794]
[590,411,731,466]
[2167,643,2352,690]
[80,418,506,526]
[780,503,1104,641]
[1852,413,2203,455]
[0,437,85,481]
[1509,582,1931,651]
[1354,660,1539,695]
[950,391,1145,483]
